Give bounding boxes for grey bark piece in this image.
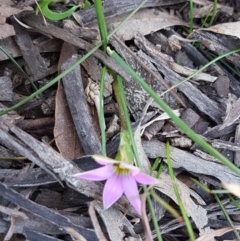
[181,108,200,128]
[134,32,224,124]
[11,17,48,80]
[78,0,188,26]
[110,36,185,119]
[20,11,131,81]
[61,55,101,155]
[142,139,240,184]
[192,30,240,69]
[234,124,240,167]
[0,76,13,101]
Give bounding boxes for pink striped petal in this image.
[134,172,156,185]
[74,165,113,181]
[103,175,123,209]
[92,155,118,166]
[122,175,142,216]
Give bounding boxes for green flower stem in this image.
[189,0,194,33]
[112,77,127,131]
[0,42,102,116]
[99,66,107,155]
[94,0,108,51]
[167,141,195,241]
[107,47,240,176]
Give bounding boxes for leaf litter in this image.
[0,0,240,240]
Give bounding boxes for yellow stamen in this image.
[113,163,130,176]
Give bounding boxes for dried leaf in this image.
[0,23,15,39]
[54,80,83,160]
[109,8,188,40]
[202,21,240,39]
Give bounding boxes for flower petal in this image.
[122,175,142,216]
[134,172,156,185]
[92,155,118,166]
[73,165,113,181]
[103,174,123,209]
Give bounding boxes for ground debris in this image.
[1,0,240,240]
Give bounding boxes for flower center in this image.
[112,163,130,176]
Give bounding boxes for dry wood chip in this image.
[192,0,233,15]
[143,139,240,185]
[195,225,240,241]
[78,0,188,26]
[0,182,97,240]
[170,62,217,82]
[92,201,125,241]
[0,76,13,101]
[20,11,130,81]
[11,17,48,79]
[220,97,240,130]
[0,6,32,19]
[211,139,240,152]
[155,173,209,236]
[61,51,101,155]
[134,32,224,124]
[191,30,240,69]
[24,228,64,241]
[193,4,213,18]
[110,35,185,119]
[234,124,240,167]
[0,23,15,39]
[0,205,28,220]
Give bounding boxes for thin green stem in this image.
[189,0,194,33]
[99,66,107,155]
[107,47,240,176]
[113,75,161,239]
[166,142,195,241]
[112,77,128,131]
[94,0,108,51]
[209,0,218,26]
[161,48,240,96]
[147,195,163,241]
[214,193,240,240]
[0,47,39,93]
[0,42,102,116]
[0,156,26,161]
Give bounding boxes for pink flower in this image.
[74,155,156,216]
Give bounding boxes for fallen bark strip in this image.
[110,35,186,118]
[134,32,224,124]
[60,44,101,155]
[143,139,240,185]
[19,11,130,81]
[78,0,188,25]
[0,122,138,216]
[0,182,97,241]
[11,16,48,80]
[24,228,63,241]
